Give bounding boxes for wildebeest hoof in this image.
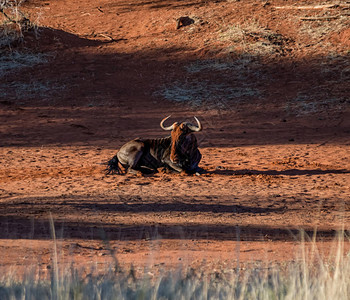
[195,167,207,175]
[127,168,139,175]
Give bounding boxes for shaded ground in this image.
[0,0,349,274]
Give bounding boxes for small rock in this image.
[176,16,194,29]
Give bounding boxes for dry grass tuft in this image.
[218,19,294,57]
[0,0,37,48]
[0,230,349,299]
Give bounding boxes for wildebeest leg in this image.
[137,153,160,174]
[162,158,183,172]
[195,167,207,174]
[127,149,159,174]
[184,149,202,173]
[127,150,144,174]
[117,142,145,174]
[137,166,157,174]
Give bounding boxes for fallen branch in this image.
[300,15,340,21]
[0,7,31,27]
[96,33,127,43]
[98,33,114,41]
[0,7,14,22]
[274,4,350,10]
[262,1,270,8]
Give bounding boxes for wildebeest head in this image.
[160,116,202,164]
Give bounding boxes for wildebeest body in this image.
[106,116,203,175]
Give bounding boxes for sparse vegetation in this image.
[218,20,294,57]
[0,2,55,101]
[185,57,261,76]
[0,232,349,300]
[0,79,64,101]
[157,12,349,112]
[0,0,35,48]
[298,15,350,49]
[0,50,50,77]
[157,80,260,108]
[156,57,263,108]
[285,93,347,117]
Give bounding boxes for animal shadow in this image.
[211,168,350,176]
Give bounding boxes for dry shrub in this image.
[219,19,294,57]
[0,0,35,48]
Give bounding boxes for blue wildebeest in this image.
[105,116,203,175]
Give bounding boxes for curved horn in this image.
[187,116,202,132]
[160,115,174,131]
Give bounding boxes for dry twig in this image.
[300,15,340,21]
[274,4,350,10]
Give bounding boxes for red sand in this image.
[0,0,349,274]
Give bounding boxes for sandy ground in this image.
[0,0,349,275]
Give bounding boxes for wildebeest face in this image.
[170,123,192,163]
[160,116,202,164]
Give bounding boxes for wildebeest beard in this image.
[170,125,188,164]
